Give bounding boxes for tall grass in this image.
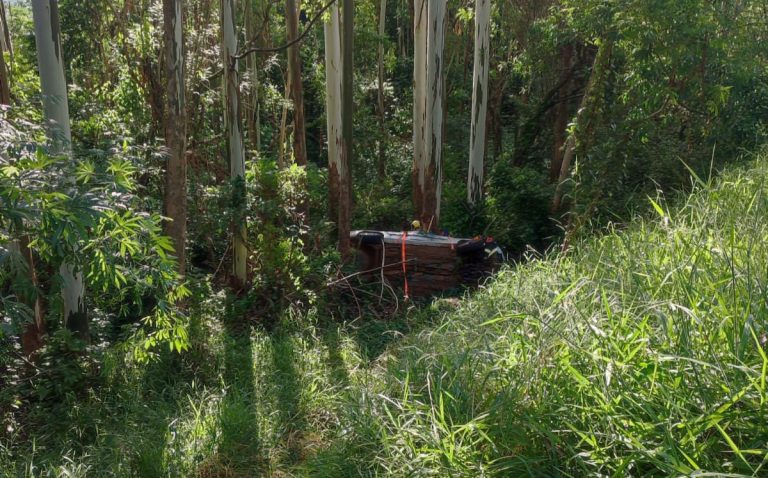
[331,158,768,476]
[3,157,767,476]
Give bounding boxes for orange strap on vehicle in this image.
[401,232,410,299]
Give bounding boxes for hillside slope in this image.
[4,158,766,477]
[314,157,768,477]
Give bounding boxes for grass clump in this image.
[336,158,768,476]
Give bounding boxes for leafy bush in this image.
[0,112,188,387]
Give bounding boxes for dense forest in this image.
[1,0,767,476]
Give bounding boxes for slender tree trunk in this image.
[245,0,261,152]
[32,0,87,340]
[0,36,9,104]
[421,0,445,230]
[397,3,405,58]
[551,39,613,214]
[17,234,45,356]
[286,0,307,166]
[0,1,10,105]
[162,0,187,276]
[139,55,165,141]
[279,69,290,168]
[324,2,343,233]
[376,0,387,179]
[467,0,490,205]
[221,0,247,287]
[412,0,427,218]
[550,43,572,183]
[339,0,353,258]
[0,0,11,59]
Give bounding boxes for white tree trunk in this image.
[412,0,427,216]
[221,0,247,286]
[467,0,490,205]
[32,0,87,338]
[324,2,343,224]
[423,0,445,228]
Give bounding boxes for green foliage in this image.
[332,155,768,476]
[485,164,555,252]
[0,112,188,357]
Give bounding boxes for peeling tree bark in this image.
[467,0,490,206]
[324,2,343,235]
[286,0,307,166]
[32,0,87,340]
[221,0,248,287]
[162,0,187,276]
[421,0,445,230]
[412,0,427,218]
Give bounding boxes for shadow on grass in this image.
[212,307,266,475]
[269,331,309,466]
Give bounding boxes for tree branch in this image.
[234,0,338,59]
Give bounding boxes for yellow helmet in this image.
[411,220,421,229]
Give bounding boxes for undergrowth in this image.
[330,155,768,477]
[2,156,767,477]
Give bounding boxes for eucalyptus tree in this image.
[32,0,87,339]
[376,0,386,178]
[324,1,344,240]
[0,0,9,59]
[421,0,446,229]
[0,47,8,105]
[0,0,9,105]
[162,0,187,276]
[244,0,261,151]
[221,0,247,286]
[339,0,353,257]
[286,0,307,166]
[412,0,427,218]
[467,0,490,205]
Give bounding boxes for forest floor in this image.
[3,153,768,476]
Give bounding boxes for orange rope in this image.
[401,232,410,299]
